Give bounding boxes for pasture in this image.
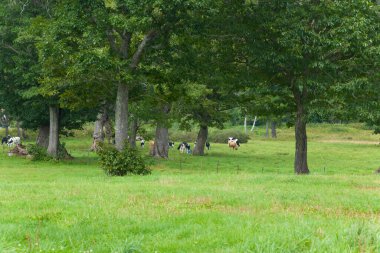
[0,124,379,252]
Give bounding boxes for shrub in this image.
[97,144,151,176]
[209,130,250,143]
[169,131,197,143]
[27,144,51,161]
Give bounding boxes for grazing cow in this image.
[177,142,191,154]
[140,139,145,148]
[2,136,10,145]
[7,136,21,147]
[168,141,175,148]
[228,137,240,150]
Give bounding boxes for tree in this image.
[244,0,379,173]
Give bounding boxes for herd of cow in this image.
[138,137,241,154]
[1,134,241,153]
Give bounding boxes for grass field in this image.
[0,124,379,252]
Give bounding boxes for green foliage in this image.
[27,144,51,161]
[97,144,151,176]
[169,131,197,143]
[209,130,249,144]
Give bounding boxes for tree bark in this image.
[16,121,21,137]
[129,117,138,148]
[5,126,9,137]
[104,117,113,144]
[22,128,27,139]
[36,125,49,148]
[244,116,247,134]
[90,112,107,151]
[47,106,59,157]
[152,125,169,158]
[193,125,208,156]
[115,83,129,151]
[294,97,309,174]
[271,121,277,138]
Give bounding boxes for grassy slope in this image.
[0,124,379,253]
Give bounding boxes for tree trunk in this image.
[129,117,138,148]
[104,116,113,144]
[294,100,309,174]
[22,128,27,139]
[36,125,49,148]
[193,125,208,156]
[16,121,21,137]
[90,112,107,151]
[115,83,129,151]
[152,125,169,158]
[265,120,269,138]
[271,121,277,138]
[5,126,9,137]
[244,116,247,134]
[47,106,59,157]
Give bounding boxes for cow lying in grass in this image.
[228,137,240,150]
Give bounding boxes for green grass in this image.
[0,124,379,252]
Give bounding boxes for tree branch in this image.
[130,30,158,70]
[2,44,22,55]
[118,30,131,59]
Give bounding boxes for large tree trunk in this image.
[271,121,277,138]
[193,125,208,156]
[152,125,169,158]
[36,125,49,148]
[129,117,138,148]
[47,106,59,157]
[5,126,9,137]
[115,83,129,151]
[294,96,309,174]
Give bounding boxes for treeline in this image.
[0,0,379,174]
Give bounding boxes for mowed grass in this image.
[0,124,379,252]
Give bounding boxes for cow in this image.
[228,137,240,150]
[177,142,191,154]
[2,135,10,145]
[168,141,175,148]
[7,136,21,147]
[140,139,145,148]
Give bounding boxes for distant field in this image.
[0,124,379,252]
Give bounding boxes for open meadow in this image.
[0,124,379,252]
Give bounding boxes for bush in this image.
[209,130,250,144]
[27,144,51,161]
[97,144,151,176]
[169,131,197,143]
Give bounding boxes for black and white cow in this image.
[168,141,175,148]
[140,139,145,148]
[1,135,10,145]
[177,142,191,154]
[6,136,21,147]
